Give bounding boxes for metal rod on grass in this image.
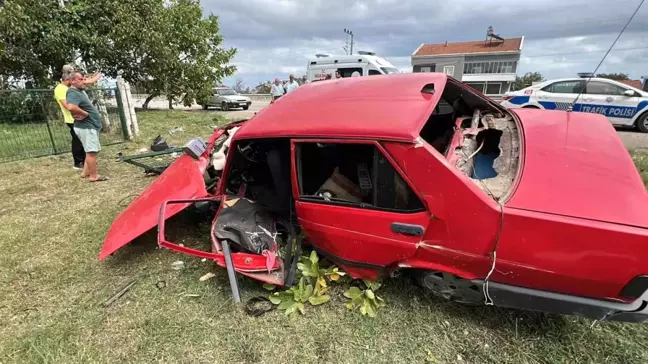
[221,241,241,304]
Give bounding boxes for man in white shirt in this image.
[285,74,300,94]
[270,78,284,103]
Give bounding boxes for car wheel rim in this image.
[643,117,648,129]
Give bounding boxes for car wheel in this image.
[414,270,483,305]
[636,112,648,133]
[242,106,249,110]
[221,102,229,111]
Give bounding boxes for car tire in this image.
[242,106,249,110]
[221,102,229,111]
[414,270,483,305]
[636,112,648,133]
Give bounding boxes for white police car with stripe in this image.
[500,76,648,133]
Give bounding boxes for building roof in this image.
[233,73,447,142]
[619,80,642,89]
[413,37,524,57]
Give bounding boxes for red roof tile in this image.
[413,38,523,57]
[619,80,642,89]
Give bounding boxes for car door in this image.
[211,89,220,105]
[582,80,638,126]
[291,139,431,279]
[535,79,585,110]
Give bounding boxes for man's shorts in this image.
[74,127,101,153]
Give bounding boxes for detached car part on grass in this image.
[101,73,648,323]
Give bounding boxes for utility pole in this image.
[344,28,354,55]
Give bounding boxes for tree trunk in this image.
[142,93,159,109]
[168,97,174,110]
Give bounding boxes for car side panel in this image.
[493,207,648,300]
[384,142,501,259]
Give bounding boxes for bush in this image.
[0,90,52,124]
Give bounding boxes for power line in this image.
[523,46,648,59]
[573,0,644,103]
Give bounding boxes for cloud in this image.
[202,0,648,88]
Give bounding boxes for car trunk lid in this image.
[506,109,648,229]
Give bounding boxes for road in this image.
[141,97,647,150]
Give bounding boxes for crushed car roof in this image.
[233,73,448,142]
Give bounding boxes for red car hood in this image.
[506,109,648,229]
[99,154,210,260]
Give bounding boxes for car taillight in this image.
[502,95,512,101]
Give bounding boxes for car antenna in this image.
[570,0,644,110]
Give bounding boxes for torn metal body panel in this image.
[101,73,648,323]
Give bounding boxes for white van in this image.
[305,52,399,82]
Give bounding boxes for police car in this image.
[501,74,648,133]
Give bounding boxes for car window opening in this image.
[297,142,425,212]
[420,80,521,201]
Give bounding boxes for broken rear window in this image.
[296,142,425,212]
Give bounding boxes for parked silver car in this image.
[202,87,252,111]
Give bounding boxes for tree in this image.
[596,73,630,81]
[512,72,545,91]
[255,81,272,94]
[233,78,246,93]
[0,0,236,108]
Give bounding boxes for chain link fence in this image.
[0,88,127,163]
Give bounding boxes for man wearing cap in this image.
[55,66,86,169]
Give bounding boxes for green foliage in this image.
[268,251,345,316]
[596,73,630,81]
[343,280,386,318]
[255,81,272,94]
[0,0,236,101]
[0,90,51,124]
[512,72,545,91]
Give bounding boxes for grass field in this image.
[1,110,648,364]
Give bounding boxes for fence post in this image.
[114,87,131,140]
[39,92,58,153]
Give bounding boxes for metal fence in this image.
[0,88,127,163]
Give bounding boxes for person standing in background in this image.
[54,65,85,169]
[285,74,299,94]
[66,72,108,182]
[270,78,284,103]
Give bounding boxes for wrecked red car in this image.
[101,73,648,322]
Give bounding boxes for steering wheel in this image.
[237,141,260,163]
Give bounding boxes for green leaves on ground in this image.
[268,250,343,316]
[343,280,386,318]
[268,250,386,317]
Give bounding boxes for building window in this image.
[485,82,502,95]
[420,66,432,73]
[463,61,517,74]
[443,65,454,76]
[465,82,485,93]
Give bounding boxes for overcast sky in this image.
[202,0,648,89]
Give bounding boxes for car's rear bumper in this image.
[479,281,648,323]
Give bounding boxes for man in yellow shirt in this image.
[54,65,103,169]
[55,68,85,169]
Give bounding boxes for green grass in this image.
[1,110,648,364]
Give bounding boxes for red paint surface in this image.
[507,109,648,228]
[494,208,648,299]
[99,155,210,260]
[234,73,446,142]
